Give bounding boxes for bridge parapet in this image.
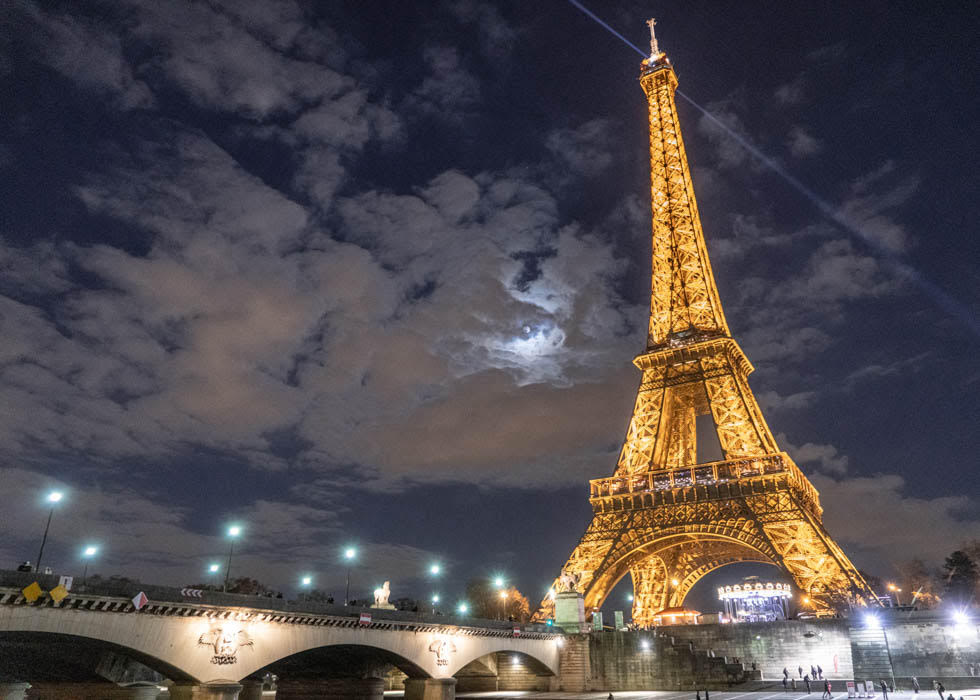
[0,570,555,637]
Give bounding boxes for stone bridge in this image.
[0,572,562,699]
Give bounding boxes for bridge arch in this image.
[0,630,192,684]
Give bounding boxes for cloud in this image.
[774,75,806,105]
[406,47,482,122]
[447,0,518,59]
[811,471,980,573]
[22,4,154,110]
[756,389,818,411]
[0,465,437,593]
[781,434,849,475]
[787,125,822,157]
[545,119,617,177]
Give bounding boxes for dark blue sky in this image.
[1,0,977,615]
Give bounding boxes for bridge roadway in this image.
[0,571,562,699]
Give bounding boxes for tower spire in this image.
[646,17,660,58]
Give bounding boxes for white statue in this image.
[373,581,391,606]
[557,570,581,593]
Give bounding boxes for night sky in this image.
[1,1,978,616]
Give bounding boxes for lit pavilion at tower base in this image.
[718,577,792,623]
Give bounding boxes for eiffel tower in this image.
[536,21,876,625]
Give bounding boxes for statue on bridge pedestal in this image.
[372,581,395,609]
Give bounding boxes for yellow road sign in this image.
[49,584,69,603]
[21,582,42,602]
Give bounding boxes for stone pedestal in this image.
[120,685,163,699]
[0,683,30,700]
[403,678,456,700]
[554,591,586,633]
[275,678,383,699]
[237,679,269,700]
[169,681,243,700]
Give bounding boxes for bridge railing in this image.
[0,570,554,635]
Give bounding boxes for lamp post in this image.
[457,602,468,615]
[344,547,357,605]
[431,594,440,614]
[35,491,64,575]
[81,545,98,587]
[499,589,508,620]
[887,583,902,606]
[223,525,242,593]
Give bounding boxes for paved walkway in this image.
[418,690,980,700]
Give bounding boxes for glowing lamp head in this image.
[209,563,220,573]
[864,613,881,628]
[671,578,679,586]
[627,593,634,602]
[457,603,468,614]
[641,639,651,651]
[301,576,312,586]
[432,594,440,603]
[227,525,242,537]
[494,576,504,588]
[344,547,356,560]
[47,491,64,504]
[83,546,98,557]
[430,563,441,575]
[953,611,970,626]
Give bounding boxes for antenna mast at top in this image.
[646,18,660,57]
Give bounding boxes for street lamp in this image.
[499,589,508,620]
[430,563,441,576]
[35,491,64,575]
[344,547,357,605]
[208,563,220,574]
[457,602,468,615]
[493,576,504,589]
[431,594,440,614]
[887,583,902,606]
[627,593,634,602]
[301,575,313,587]
[223,525,242,593]
[81,545,98,587]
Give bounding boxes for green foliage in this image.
[464,578,530,622]
[941,550,978,605]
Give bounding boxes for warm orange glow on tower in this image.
[536,22,876,625]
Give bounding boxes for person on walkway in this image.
[696,691,701,700]
[783,677,789,690]
[785,667,790,679]
[822,679,832,699]
[805,674,811,693]
[911,676,919,694]
[799,665,805,678]
[880,679,889,700]
[817,665,824,680]
[936,681,945,700]
[812,665,818,680]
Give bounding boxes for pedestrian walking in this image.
[783,677,789,691]
[812,665,817,680]
[805,674,811,693]
[705,690,710,700]
[880,680,889,700]
[785,667,790,679]
[936,681,945,700]
[911,676,919,694]
[822,679,832,700]
[799,665,804,678]
[696,692,700,700]
[817,665,824,680]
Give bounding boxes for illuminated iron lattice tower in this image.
[536,22,876,626]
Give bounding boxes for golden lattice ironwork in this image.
[535,26,876,624]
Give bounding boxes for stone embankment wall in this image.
[663,618,854,681]
[573,612,979,692]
